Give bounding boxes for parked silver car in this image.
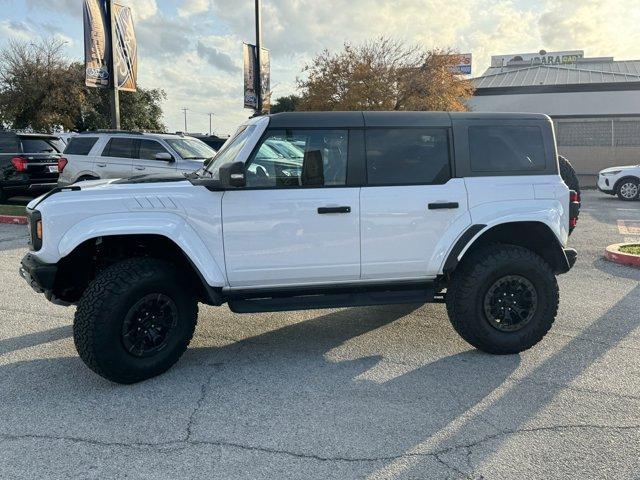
[58,131,216,186]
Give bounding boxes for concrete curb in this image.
[605,243,640,268]
[0,215,27,225]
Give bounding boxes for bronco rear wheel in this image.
[73,257,198,384]
[446,244,559,355]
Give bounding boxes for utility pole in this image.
[106,0,120,129]
[254,0,262,116]
[206,113,215,135]
[181,108,189,132]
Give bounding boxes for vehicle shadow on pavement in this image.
[0,325,71,357]
[0,302,519,478]
[383,284,640,479]
[593,257,640,280]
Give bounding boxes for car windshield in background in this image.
[21,138,64,153]
[204,125,256,179]
[165,138,216,161]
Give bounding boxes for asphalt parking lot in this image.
[0,190,638,480]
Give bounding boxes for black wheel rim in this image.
[121,293,178,358]
[483,275,538,332]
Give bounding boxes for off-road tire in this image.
[558,156,580,233]
[616,177,640,201]
[73,257,198,384]
[446,244,559,355]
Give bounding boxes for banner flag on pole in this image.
[83,0,137,91]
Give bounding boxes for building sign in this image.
[454,53,472,75]
[83,0,137,91]
[243,43,270,112]
[491,50,584,68]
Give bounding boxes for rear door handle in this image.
[96,163,107,168]
[318,206,351,214]
[135,166,146,171]
[428,202,459,210]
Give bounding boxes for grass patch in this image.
[0,204,27,217]
[619,245,640,255]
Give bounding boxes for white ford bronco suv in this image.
[19,112,579,384]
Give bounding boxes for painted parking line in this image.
[617,220,640,236]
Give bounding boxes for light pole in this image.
[106,0,120,129]
[181,107,189,132]
[207,112,215,135]
[254,0,262,116]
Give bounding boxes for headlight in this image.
[601,170,622,176]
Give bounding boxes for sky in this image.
[0,0,639,134]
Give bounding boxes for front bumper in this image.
[597,175,615,194]
[19,253,57,294]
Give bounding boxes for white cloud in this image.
[177,0,210,17]
[2,0,640,133]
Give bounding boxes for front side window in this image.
[246,129,348,188]
[469,125,546,172]
[102,138,136,158]
[139,140,170,160]
[366,128,450,185]
[64,137,98,155]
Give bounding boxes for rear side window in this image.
[138,140,169,160]
[469,126,546,172]
[0,135,19,153]
[64,137,98,155]
[102,138,136,158]
[365,128,451,185]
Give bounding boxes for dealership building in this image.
[468,50,640,186]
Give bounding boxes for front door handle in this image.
[428,202,459,210]
[318,206,351,214]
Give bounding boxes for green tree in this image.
[0,39,166,133]
[297,37,474,112]
[270,94,301,113]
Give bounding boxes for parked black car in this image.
[0,132,64,202]
[189,134,229,151]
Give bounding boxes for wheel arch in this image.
[444,221,572,275]
[613,175,640,192]
[54,233,224,306]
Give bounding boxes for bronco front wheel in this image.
[73,258,198,384]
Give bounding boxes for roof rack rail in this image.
[79,129,145,135]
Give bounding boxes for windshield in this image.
[165,137,216,160]
[204,125,256,178]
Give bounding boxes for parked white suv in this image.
[20,112,579,384]
[57,131,217,186]
[597,165,640,200]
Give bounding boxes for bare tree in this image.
[297,37,474,112]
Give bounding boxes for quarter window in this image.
[64,137,98,155]
[246,130,348,188]
[469,126,546,172]
[365,128,451,185]
[102,138,136,158]
[139,140,170,160]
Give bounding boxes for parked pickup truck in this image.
[20,111,579,384]
[0,132,63,202]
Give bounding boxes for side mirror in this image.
[155,152,174,162]
[219,161,246,188]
